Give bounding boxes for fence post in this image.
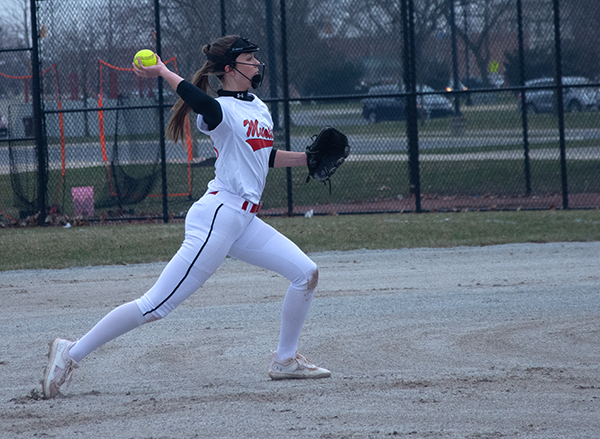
[517,0,531,196]
[220,0,227,36]
[462,0,472,106]
[154,0,169,223]
[449,0,462,118]
[30,0,48,226]
[552,0,568,209]
[265,0,280,131]
[402,0,421,212]
[280,0,293,216]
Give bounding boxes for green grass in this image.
[277,210,600,252]
[1,210,599,271]
[0,223,184,270]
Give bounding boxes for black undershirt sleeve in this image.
[269,149,277,168]
[176,80,223,131]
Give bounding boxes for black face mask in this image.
[232,62,265,89]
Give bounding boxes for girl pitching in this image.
[42,35,330,399]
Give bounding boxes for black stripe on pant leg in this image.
[143,204,224,316]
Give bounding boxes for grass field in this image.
[1,209,600,271]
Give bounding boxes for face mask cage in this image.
[233,61,265,88]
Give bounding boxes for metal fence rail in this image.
[1,0,600,225]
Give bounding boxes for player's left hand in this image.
[305,126,350,191]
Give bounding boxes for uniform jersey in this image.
[197,94,273,204]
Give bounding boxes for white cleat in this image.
[268,351,331,380]
[42,338,78,398]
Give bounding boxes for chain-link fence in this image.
[1,0,599,225]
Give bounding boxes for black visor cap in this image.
[226,37,260,59]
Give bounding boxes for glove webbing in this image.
[306,174,333,195]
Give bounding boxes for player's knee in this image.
[135,296,171,323]
[307,266,319,291]
[293,265,318,291]
[142,311,163,323]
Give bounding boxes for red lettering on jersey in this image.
[244,119,259,137]
[243,119,274,152]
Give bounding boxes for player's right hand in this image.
[132,54,166,78]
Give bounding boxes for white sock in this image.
[277,284,314,360]
[68,301,147,363]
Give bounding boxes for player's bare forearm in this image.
[272,150,307,168]
[160,68,184,91]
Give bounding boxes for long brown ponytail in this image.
[167,35,240,143]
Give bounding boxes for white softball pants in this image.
[69,191,318,363]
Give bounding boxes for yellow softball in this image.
[133,49,157,68]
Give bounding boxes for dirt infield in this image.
[1,242,599,438]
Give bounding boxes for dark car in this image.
[362,84,405,123]
[362,84,452,123]
[519,77,599,114]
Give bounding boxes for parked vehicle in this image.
[416,85,453,118]
[362,84,452,123]
[362,84,405,123]
[518,77,599,114]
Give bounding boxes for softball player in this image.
[42,35,330,399]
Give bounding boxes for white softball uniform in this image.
[70,91,317,364]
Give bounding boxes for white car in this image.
[519,77,599,114]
